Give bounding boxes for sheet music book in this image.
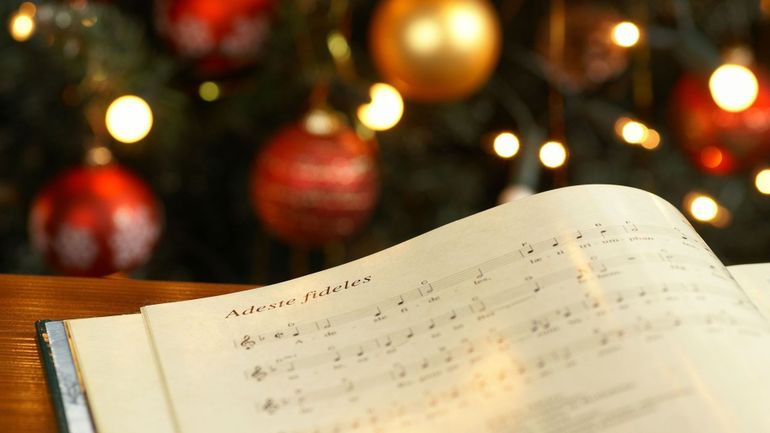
[36,185,770,433]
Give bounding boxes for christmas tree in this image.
[2,0,769,284]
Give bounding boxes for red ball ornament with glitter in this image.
[28,164,162,277]
[671,71,770,175]
[251,111,379,247]
[156,0,274,76]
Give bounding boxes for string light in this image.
[198,81,221,102]
[18,2,36,16]
[619,119,649,144]
[105,95,154,144]
[357,83,404,131]
[9,3,36,42]
[611,21,640,48]
[700,146,724,170]
[755,169,770,195]
[327,31,351,61]
[709,64,758,112]
[492,132,520,158]
[539,141,567,168]
[640,129,661,150]
[687,194,719,222]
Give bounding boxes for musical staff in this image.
[242,279,759,379]
[257,310,769,421]
[237,225,718,348]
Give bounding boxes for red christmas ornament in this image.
[156,0,274,76]
[251,111,379,247]
[671,71,770,175]
[29,164,162,276]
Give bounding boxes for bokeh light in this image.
[198,81,221,102]
[9,12,35,42]
[688,194,719,222]
[709,64,758,112]
[755,169,770,195]
[539,141,567,168]
[611,21,640,48]
[105,95,154,144]
[357,83,404,131]
[492,132,520,158]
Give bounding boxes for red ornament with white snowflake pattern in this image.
[156,0,274,77]
[28,164,162,277]
[251,110,379,247]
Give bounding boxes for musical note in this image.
[624,220,639,232]
[397,296,405,306]
[520,242,534,255]
[420,280,434,295]
[471,298,487,312]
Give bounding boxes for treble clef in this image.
[262,398,279,414]
[251,365,267,381]
[240,334,255,350]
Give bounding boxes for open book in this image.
[37,185,770,433]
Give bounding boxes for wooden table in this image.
[0,274,251,433]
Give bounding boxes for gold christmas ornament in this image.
[369,0,502,102]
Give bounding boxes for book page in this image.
[143,185,770,433]
[66,314,176,433]
[729,263,770,321]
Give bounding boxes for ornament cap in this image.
[302,108,344,136]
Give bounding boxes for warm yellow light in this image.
[611,21,640,48]
[620,120,649,144]
[539,141,567,168]
[198,81,220,102]
[405,16,442,55]
[640,129,661,150]
[9,12,35,42]
[755,169,770,195]
[709,64,759,112]
[327,31,351,61]
[86,146,113,166]
[105,95,153,144]
[492,132,520,158]
[689,195,719,222]
[357,83,404,131]
[19,2,36,16]
[447,4,484,48]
